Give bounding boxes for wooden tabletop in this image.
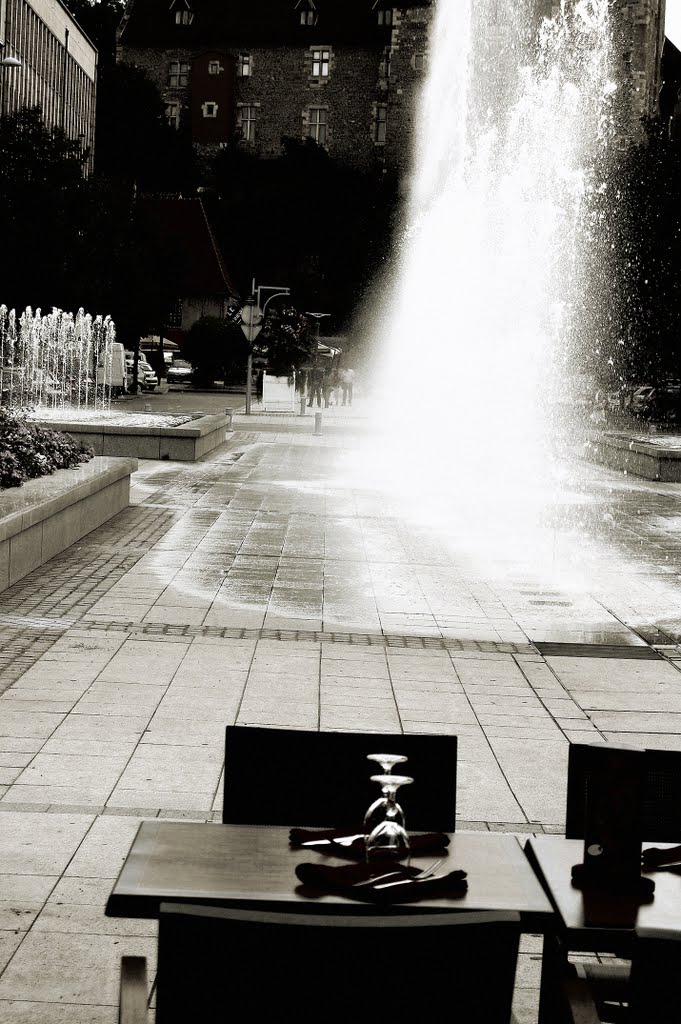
[526,836,681,950]
[106,822,553,928]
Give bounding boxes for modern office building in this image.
[0,0,97,165]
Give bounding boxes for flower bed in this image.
[0,409,93,489]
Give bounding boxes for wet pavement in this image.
[2,397,681,1019]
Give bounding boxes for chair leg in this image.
[119,956,148,1024]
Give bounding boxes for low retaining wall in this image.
[586,431,681,482]
[31,413,229,461]
[0,456,136,593]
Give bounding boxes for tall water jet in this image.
[367,0,618,493]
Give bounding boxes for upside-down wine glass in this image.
[364,774,413,863]
[363,753,408,834]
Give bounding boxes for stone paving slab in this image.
[2,419,681,1019]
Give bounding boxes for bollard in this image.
[143,403,151,413]
[224,408,233,430]
[314,412,323,435]
[299,394,306,417]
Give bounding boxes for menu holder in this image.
[570,744,655,901]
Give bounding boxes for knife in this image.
[300,833,364,847]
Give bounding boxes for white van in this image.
[95,342,127,395]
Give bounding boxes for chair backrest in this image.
[565,741,681,842]
[222,725,458,831]
[156,902,521,1023]
[629,927,681,1022]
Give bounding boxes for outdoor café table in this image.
[525,836,681,1023]
[105,821,554,929]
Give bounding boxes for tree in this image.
[0,107,89,312]
[259,306,312,378]
[183,316,249,387]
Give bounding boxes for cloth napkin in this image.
[289,828,451,858]
[295,860,468,904]
[642,845,681,872]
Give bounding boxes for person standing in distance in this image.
[339,366,355,406]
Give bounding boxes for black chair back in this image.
[156,902,520,1023]
[223,725,457,831]
[629,927,681,1022]
[566,741,681,842]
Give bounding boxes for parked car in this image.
[124,352,158,391]
[167,359,193,384]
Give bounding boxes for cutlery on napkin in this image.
[289,828,451,857]
[295,860,468,902]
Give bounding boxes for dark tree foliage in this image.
[183,316,250,386]
[206,137,398,330]
[61,0,126,66]
[0,108,89,312]
[95,62,196,191]
[259,305,312,377]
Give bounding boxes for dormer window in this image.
[170,0,194,26]
[296,1,317,27]
[377,9,392,26]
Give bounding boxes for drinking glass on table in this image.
[364,753,408,833]
[364,774,413,862]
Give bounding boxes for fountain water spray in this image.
[0,306,116,412]
[366,0,618,490]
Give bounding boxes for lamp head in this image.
[1,56,21,68]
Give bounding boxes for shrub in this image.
[0,409,94,489]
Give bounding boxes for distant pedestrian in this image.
[339,367,355,406]
[307,365,324,408]
[324,367,339,408]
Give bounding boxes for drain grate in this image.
[535,642,661,660]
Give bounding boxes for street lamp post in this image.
[239,280,291,416]
[0,44,22,117]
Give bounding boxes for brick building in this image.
[0,0,97,165]
[116,0,431,177]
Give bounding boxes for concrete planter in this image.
[31,413,229,461]
[586,431,681,482]
[0,456,136,593]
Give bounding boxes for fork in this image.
[374,858,456,890]
[353,856,446,889]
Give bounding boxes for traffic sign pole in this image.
[240,300,263,415]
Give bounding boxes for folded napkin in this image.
[289,828,451,859]
[295,860,468,904]
[642,845,681,871]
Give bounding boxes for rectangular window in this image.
[165,101,180,129]
[208,60,221,75]
[311,49,330,78]
[377,9,392,26]
[374,105,387,144]
[202,102,218,118]
[175,9,194,25]
[412,52,427,71]
[168,61,189,87]
[239,105,257,141]
[307,107,327,146]
[237,54,251,77]
[300,10,317,25]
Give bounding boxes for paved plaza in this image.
[2,400,681,1020]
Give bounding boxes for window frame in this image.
[373,103,387,144]
[168,60,190,87]
[202,101,218,118]
[237,53,251,77]
[310,47,330,79]
[238,103,257,142]
[307,106,328,146]
[208,60,221,75]
[165,100,181,129]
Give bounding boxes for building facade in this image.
[0,0,97,164]
[117,0,431,176]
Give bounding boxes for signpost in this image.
[240,300,262,416]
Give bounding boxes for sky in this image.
[667,0,681,49]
